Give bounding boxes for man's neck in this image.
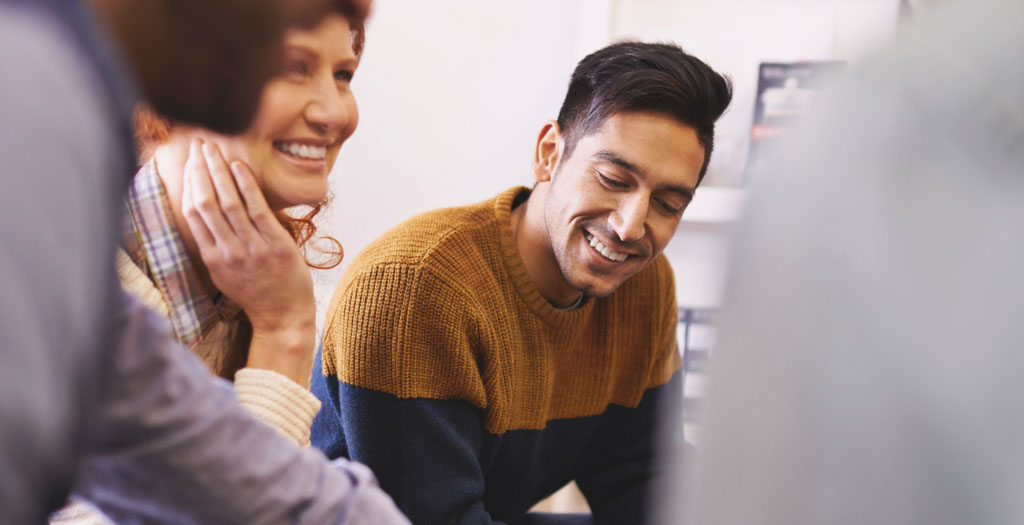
[510,185,584,309]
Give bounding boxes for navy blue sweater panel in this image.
[312,361,682,525]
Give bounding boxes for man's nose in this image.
[609,194,647,243]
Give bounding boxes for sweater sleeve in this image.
[235,368,321,446]
[320,262,509,524]
[574,270,683,525]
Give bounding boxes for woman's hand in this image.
[181,138,315,387]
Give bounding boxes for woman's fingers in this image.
[181,138,219,251]
[201,142,262,246]
[194,159,315,339]
[229,160,291,241]
[185,138,234,243]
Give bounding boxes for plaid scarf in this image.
[121,160,241,349]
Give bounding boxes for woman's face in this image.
[212,14,360,210]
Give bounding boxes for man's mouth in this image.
[584,232,629,262]
[273,141,327,161]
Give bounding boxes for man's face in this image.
[541,111,705,298]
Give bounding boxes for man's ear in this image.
[532,121,563,183]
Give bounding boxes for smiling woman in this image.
[52,13,367,521]
[126,11,362,383]
[133,9,361,420]
[136,14,363,252]
[50,14,365,525]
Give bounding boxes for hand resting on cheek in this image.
[180,138,317,387]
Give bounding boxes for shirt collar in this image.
[122,160,242,348]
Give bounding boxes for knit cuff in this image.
[234,368,321,446]
[49,499,115,524]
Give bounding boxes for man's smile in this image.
[583,231,630,263]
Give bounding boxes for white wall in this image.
[612,0,901,187]
[313,0,903,320]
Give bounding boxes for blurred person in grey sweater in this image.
[0,0,405,523]
[674,0,1024,524]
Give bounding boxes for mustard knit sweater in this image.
[313,186,682,525]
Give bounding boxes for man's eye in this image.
[597,172,628,189]
[656,198,684,215]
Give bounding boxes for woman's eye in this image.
[598,173,628,189]
[335,70,354,83]
[286,61,309,77]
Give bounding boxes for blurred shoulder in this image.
[0,5,116,168]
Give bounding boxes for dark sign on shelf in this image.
[746,61,846,181]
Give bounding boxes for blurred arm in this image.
[77,293,407,524]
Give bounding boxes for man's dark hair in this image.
[557,41,732,183]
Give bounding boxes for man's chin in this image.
[567,276,624,300]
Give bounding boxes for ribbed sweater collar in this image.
[494,187,594,329]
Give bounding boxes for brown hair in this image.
[557,42,732,185]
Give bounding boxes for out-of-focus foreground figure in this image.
[0,0,407,523]
[676,0,1024,524]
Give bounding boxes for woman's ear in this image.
[532,120,563,183]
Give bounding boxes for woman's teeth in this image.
[275,142,326,160]
[585,233,628,262]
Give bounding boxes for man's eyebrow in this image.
[593,150,643,177]
[592,150,694,200]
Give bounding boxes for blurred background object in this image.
[676,0,1024,524]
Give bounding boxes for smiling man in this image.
[312,42,732,525]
